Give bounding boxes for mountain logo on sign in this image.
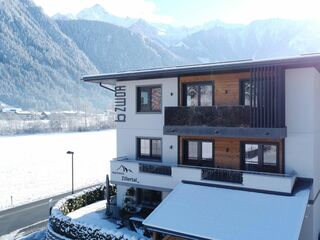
[117,165,133,173]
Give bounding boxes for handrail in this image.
[112,157,296,178]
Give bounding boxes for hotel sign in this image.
[115,86,126,122]
[112,164,139,183]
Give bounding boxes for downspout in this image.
[99,83,115,92]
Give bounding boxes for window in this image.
[263,145,277,166]
[183,140,214,166]
[183,82,213,106]
[242,142,279,173]
[137,86,161,112]
[137,138,161,160]
[137,189,162,208]
[240,79,251,106]
[244,144,259,164]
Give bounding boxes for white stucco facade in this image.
[285,67,320,240]
[115,77,178,208]
[116,77,178,164]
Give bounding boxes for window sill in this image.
[136,111,162,114]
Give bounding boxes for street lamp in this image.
[66,151,74,194]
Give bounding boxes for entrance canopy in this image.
[143,181,311,240]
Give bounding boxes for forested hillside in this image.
[56,20,184,73]
[0,0,110,111]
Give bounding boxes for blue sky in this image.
[33,0,320,26]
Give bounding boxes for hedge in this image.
[48,185,143,240]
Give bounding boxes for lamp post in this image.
[66,151,74,194]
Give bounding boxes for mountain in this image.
[55,4,192,45]
[52,13,76,20]
[0,0,110,111]
[76,4,136,27]
[128,20,197,46]
[170,19,320,63]
[52,4,320,63]
[56,20,185,73]
[129,19,165,45]
[3,0,320,112]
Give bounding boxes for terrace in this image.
[110,157,296,195]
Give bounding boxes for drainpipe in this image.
[99,83,115,92]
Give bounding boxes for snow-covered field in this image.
[0,130,116,210]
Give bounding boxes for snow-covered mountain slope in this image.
[171,19,320,63]
[57,19,185,73]
[76,4,136,27]
[0,0,110,111]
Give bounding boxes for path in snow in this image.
[0,130,116,210]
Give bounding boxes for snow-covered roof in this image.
[82,54,320,84]
[143,181,311,240]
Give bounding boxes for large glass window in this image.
[263,145,277,166]
[242,142,279,173]
[202,142,213,160]
[137,86,161,112]
[240,79,251,106]
[188,141,198,160]
[137,189,162,208]
[137,138,161,160]
[244,144,259,164]
[183,82,213,106]
[183,140,214,166]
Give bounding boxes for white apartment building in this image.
[83,55,320,240]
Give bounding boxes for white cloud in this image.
[33,0,174,24]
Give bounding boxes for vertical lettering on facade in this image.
[115,86,126,122]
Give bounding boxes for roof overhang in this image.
[143,180,312,240]
[81,55,320,84]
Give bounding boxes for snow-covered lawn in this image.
[0,130,116,210]
[68,200,147,240]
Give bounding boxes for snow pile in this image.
[49,186,148,240]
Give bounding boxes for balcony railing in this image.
[139,163,172,176]
[163,105,287,138]
[111,157,296,194]
[164,106,250,128]
[201,168,243,184]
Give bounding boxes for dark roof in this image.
[82,54,320,84]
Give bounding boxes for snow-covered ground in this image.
[68,200,148,239]
[0,229,47,240]
[0,130,116,210]
[18,230,46,240]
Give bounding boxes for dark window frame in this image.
[182,81,214,106]
[239,78,251,106]
[183,139,214,167]
[137,85,162,113]
[136,188,162,208]
[240,142,280,173]
[137,137,162,161]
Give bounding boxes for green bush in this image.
[49,185,129,240]
[60,186,106,215]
